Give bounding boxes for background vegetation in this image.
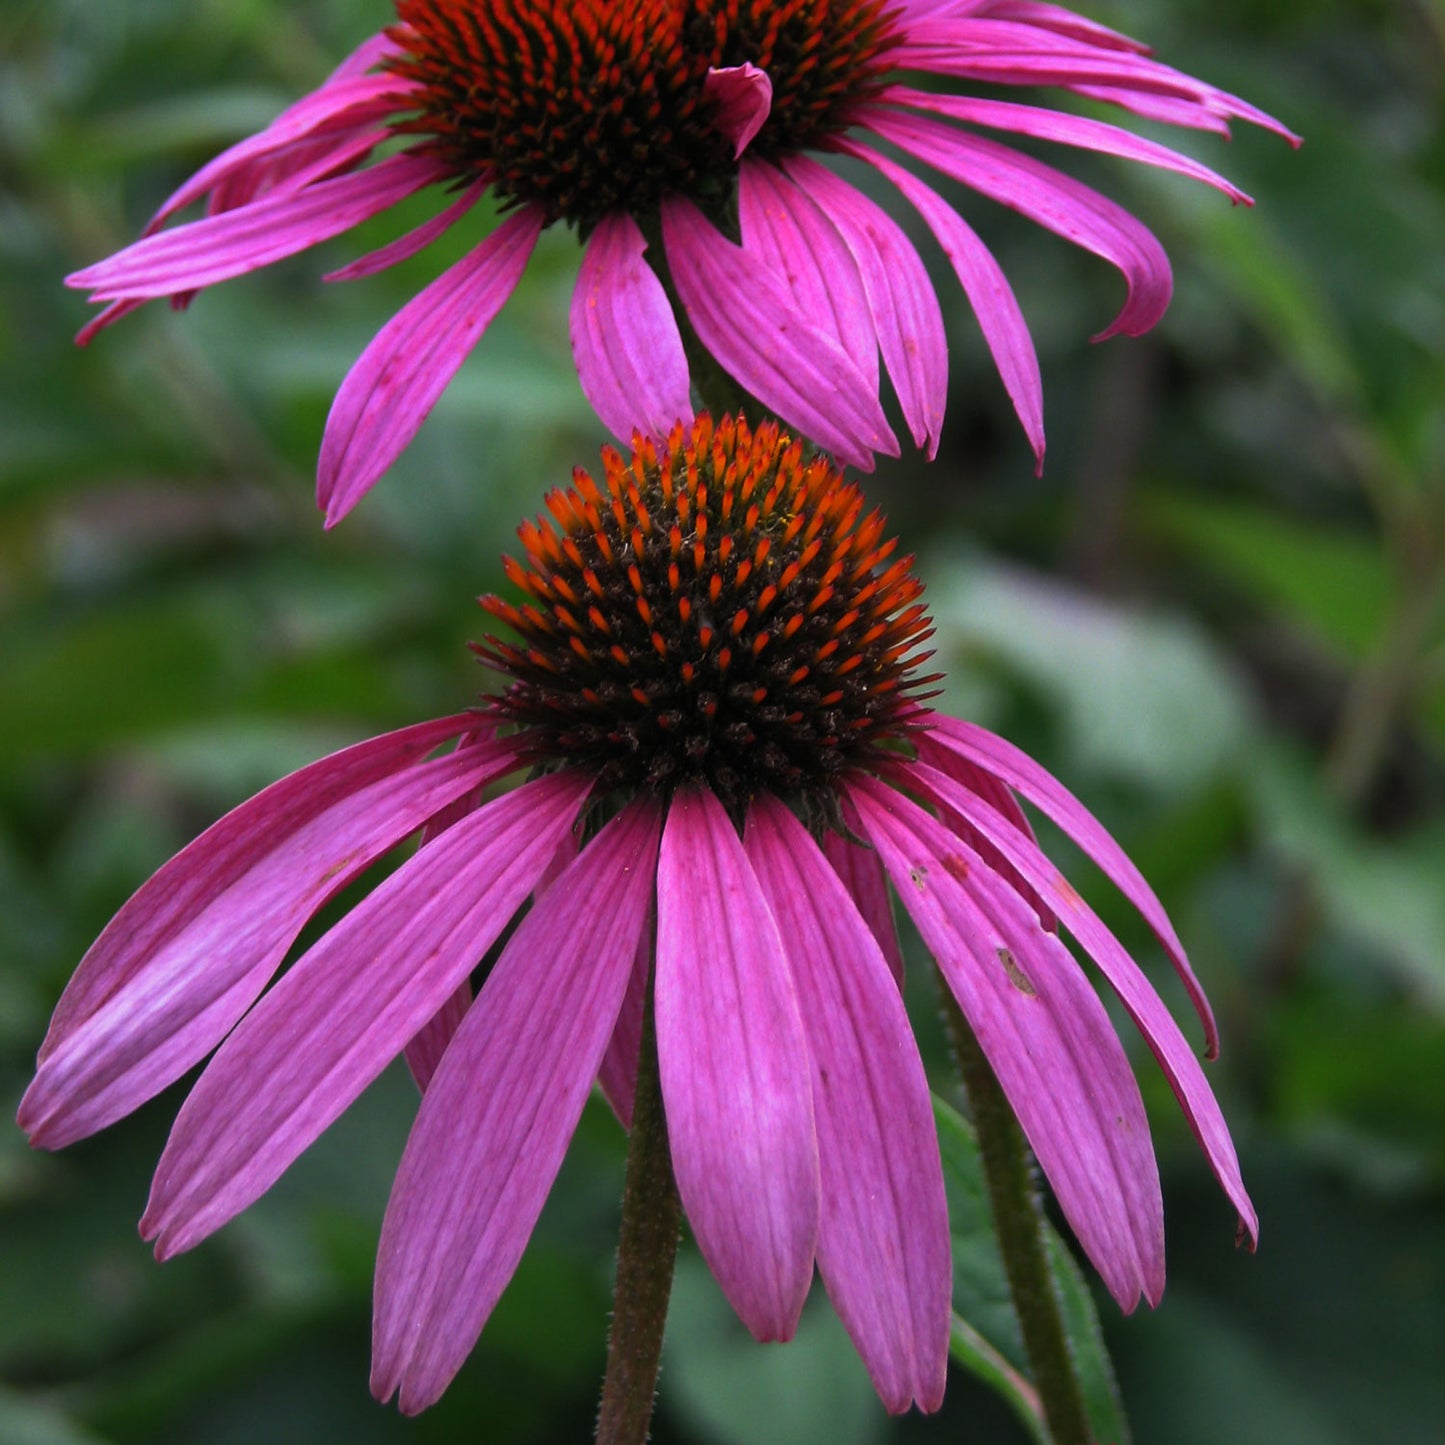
[2,1,1441,1440]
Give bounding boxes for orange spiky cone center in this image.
[476,414,937,810]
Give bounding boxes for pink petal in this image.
[895,16,1301,146]
[325,29,405,81]
[977,1,1149,53]
[596,907,652,1128]
[325,178,489,283]
[737,158,878,391]
[819,802,905,988]
[891,20,1221,99]
[882,86,1251,203]
[19,716,511,1149]
[746,796,949,1414]
[842,138,1044,471]
[403,982,471,1096]
[317,204,543,526]
[372,800,662,1413]
[75,298,147,345]
[145,72,415,234]
[403,819,585,1094]
[859,105,1171,339]
[848,774,1164,1311]
[784,156,947,456]
[1070,85,1235,138]
[704,63,774,158]
[655,786,819,1341]
[139,769,592,1258]
[660,195,898,470]
[69,151,448,300]
[399,725,503,1093]
[906,759,1257,1248]
[914,731,1057,931]
[569,212,693,444]
[923,714,1218,1055]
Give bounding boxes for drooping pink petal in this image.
[403,982,471,1095]
[1069,85,1233,138]
[596,905,652,1128]
[923,713,1218,1055]
[372,800,662,1414]
[704,63,774,158]
[404,817,585,1095]
[655,786,819,1341]
[784,156,947,456]
[882,87,1251,203]
[738,159,878,391]
[399,725,502,1093]
[19,717,513,1149]
[144,72,417,233]
[325,28,406,82]
[569,212,692,444]
[894,16,1300,146]
[139,769,592,1259]
[977,1,1149,53]
[890,19,1224,99]
[75,298,147,345]
[842,139,1044,468]
[325,178,489,282]
[914,731,1057,931]
[746,796,949,1414]
[859,105,1172,340]
[820,801,905,988]
[317,204,544,526]
[848,774,1164,1311]
[904,759,1257,1248]
[68,151,448,300]
[660,195,898,470]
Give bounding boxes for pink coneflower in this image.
[18,415,1256,1415]
[68,1,1294,522]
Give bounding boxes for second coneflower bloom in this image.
[68,1,1295,520]
[19,416,1255,1413]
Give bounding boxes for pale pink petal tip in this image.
[705,64,774,158]
[138,769,591,1260]
[17,715,498,1153]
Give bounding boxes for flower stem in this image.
[596,976,680,1445]
[637,212,752,422]
[940,984,1094,1445]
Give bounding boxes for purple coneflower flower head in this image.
[68,1,1295,522]
[19,415,1257,1415]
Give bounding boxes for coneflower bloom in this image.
[68,2,1294,522]
[19,416,1256,1414]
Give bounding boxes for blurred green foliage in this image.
[2,1,1442,1441]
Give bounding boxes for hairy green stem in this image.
[941,984,1095,1445]
[595,976,680,1445]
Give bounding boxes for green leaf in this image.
[936,1096,1131,1445]
[930,558,1252,797]
[1141,493,1395,662]
[1249,740,1445,1011]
